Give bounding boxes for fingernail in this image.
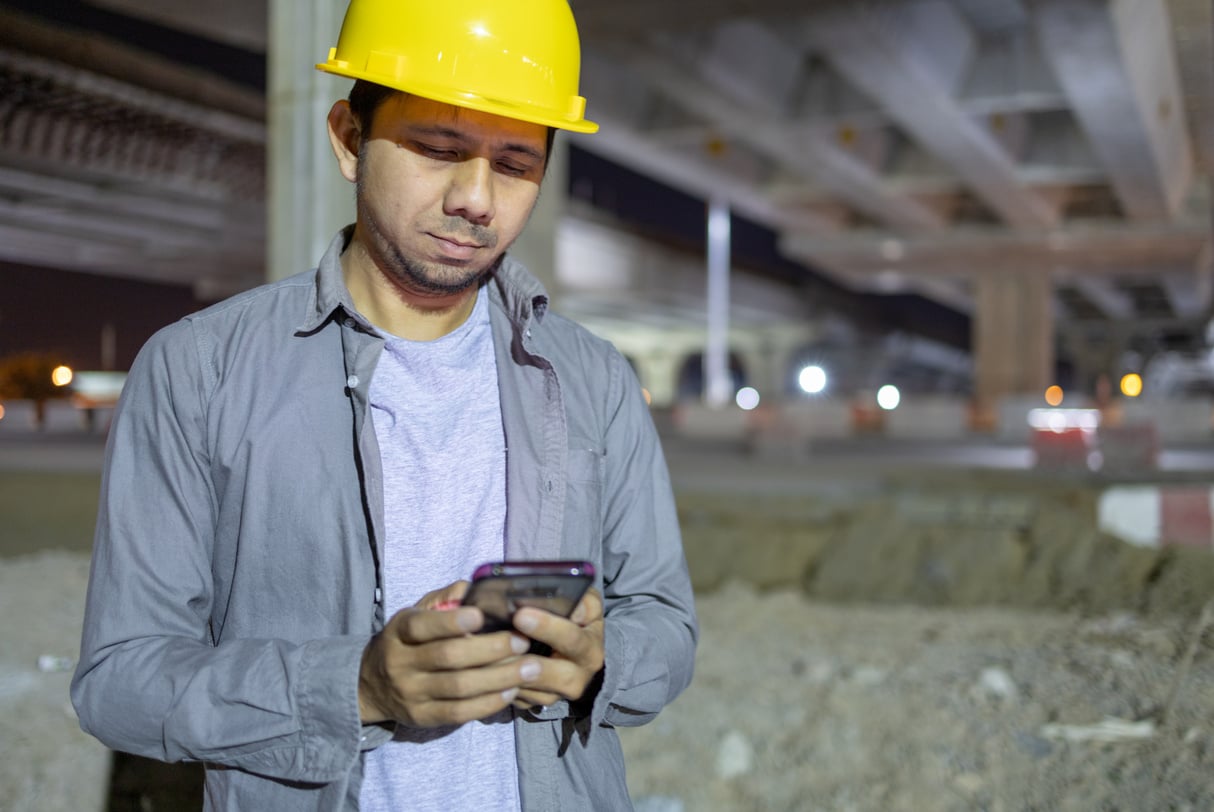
[502,687,519,702]
[455,609,480,633]
[510,634,530,655]
[520,661,541,681]
[514,611,538,633]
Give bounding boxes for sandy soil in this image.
[4,549,1213,811]
[621,581,1214,812]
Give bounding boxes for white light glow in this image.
[735,387,761,411]
[877,385,901,411]
[1028,408,1101,433]
[798,365,827,395]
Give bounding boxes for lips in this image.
[430,233,483,261]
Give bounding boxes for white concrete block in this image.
[884,397,969,439]
[779,400,853,439]
[1120,398,1213,443]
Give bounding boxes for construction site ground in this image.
[2,431,1213,811]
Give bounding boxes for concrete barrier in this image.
[1096,423,1159,472]
[0,400,98,434]
[1098,485,1214,548]
[1119,398,1213,443]
[1031,427,1094,471]
[777,400,853,440]
[884,396,969,440]
[671,403,751,442]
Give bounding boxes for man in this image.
[70,0,698,809]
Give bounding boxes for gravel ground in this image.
[5,549,1213,811]
[0,551,108,812]
[621,581,1214,812]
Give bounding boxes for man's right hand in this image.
[357,582,535,727]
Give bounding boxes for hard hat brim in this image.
[317,62,600,135]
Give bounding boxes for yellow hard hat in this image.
[317,0,598,134]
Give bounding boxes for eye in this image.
[495,160,531,177]
[415,142,460,161]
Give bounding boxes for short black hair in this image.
[347,79,557,165]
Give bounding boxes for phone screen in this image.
[461,560,595,653]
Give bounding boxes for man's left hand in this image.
[509,588,604,710]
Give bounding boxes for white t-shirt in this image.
[359,290,520,811]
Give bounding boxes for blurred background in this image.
[2,0,1214,810]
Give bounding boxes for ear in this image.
[327,100,361,183]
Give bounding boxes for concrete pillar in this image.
[507,136,567,303]
[737,340,777,404]
[267,0,353,282]
[704,199,732,407]
[973,268,1055,414]
[634,349,682,409]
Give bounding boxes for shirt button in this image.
[346,375,359,388]
[374,588,382,603]
[344,317,355,328]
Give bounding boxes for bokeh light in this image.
[735,387,761,411]
[798,365,827,395]
[51,365,74,387]
[1120,374,1143,398]
[877,385,901,411]
[1044,385,1064,407]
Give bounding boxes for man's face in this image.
[352,94,548,297]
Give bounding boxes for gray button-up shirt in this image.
[71,229,698,811]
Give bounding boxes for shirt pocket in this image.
[561,446,604,562]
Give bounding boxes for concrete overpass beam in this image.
[1030,0,1194,220]
[805,1,1062,229]
[1069,276,1136,320]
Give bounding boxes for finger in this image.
[392,604,484,645]
[414,651,544,703]
[408,687,522,728]
[513,610,602,667]
[512,688,561,709]
[570,588,603,625]
[409,631,531,673]
[414,580,471,611]
[506,653,598,703]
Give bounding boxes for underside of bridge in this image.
[1,0,1212,402]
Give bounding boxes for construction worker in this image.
[70,0,698,809]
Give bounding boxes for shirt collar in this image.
[298,225,372,335]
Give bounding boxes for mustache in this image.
[435,217,496,249]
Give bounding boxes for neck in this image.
[340,238,481,342]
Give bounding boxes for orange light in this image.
[1120,373,1143,398]
[1044,385,1064,407]
[641,388,652,406]
[0,403,5,421]
[51,365,74,387]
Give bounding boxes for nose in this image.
[444,157,494,226]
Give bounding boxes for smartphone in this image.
[461,560,595,654]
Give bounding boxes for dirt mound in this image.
[678,472,1214,618]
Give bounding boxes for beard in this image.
[355,160,504,297]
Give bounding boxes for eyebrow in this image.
[408,124,545,163]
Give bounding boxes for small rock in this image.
[716,730,754,779]
[806,662,834,684]
[976,667,1017,701]
[38,655,75,673]
[953,772,985,794]
[634,796,684,812]
[851,666,886,686]
[1015,731,1053,759]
